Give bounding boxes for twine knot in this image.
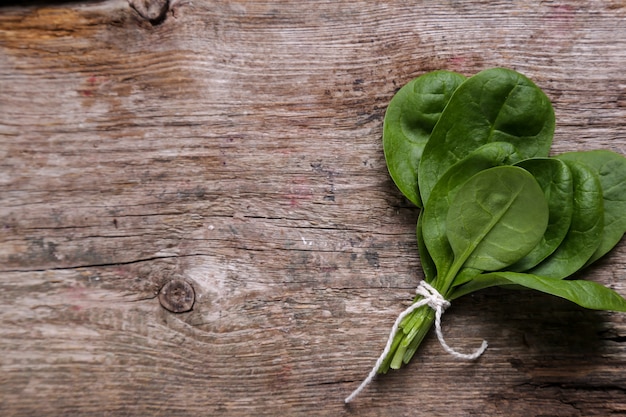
[417,280,450,312]
[344,281,488,404]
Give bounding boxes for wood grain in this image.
[1,0,626,415]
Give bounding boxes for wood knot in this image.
[128,0,170,25]
[158,279,195,313]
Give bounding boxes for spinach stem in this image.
[380,254,468,371]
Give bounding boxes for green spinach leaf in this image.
[557,150,626,265]
[509,158,574,271]
[418,68,555,205]
[446,166,549,273]
[383,70,466,207]
[416,212,437,282]
[464,271,626,312]
[421,142,520,279]
[529,159,604,278]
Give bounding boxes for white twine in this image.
[344,281,488,404]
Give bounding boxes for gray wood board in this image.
[1,1,626,415]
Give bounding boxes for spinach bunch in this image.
[379,68,626,372]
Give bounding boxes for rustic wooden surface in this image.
[1,0,626,415]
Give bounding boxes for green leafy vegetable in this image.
[557,150,626,265]
[467,272,626,312]
[383,70,466,207]
[418,68,555,205]
[446,166,549,272]
[421,142,520,278]
[529,159,604,279]
[348,68,626,401]
[416,213,436,281]
[509,158,573,271]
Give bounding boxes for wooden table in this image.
[1,1,625,415]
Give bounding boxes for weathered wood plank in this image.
[1,0,626,415]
